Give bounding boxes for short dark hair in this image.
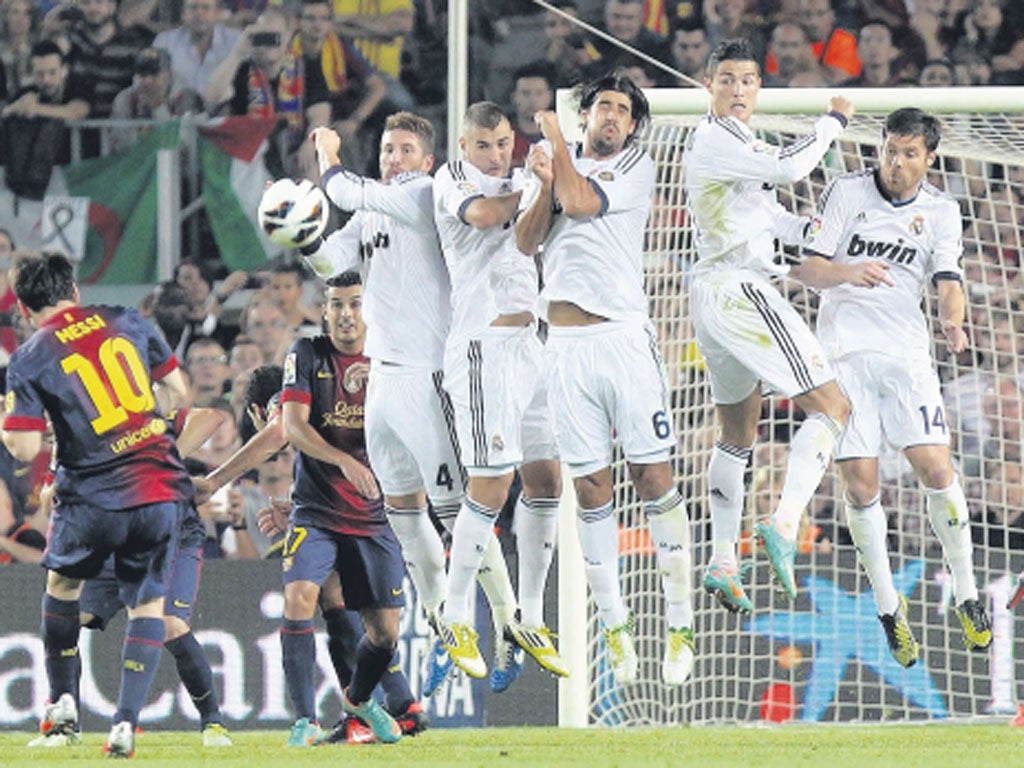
[706,38,759,77]
[463,101,509,133]
[30,39,65,62]
[174,256,217,287]
[13,253,76,312]
[325,270,361,289]
[383,111,435,156]
[575,72,650,143]
[272,261,307,282]
[239,364,284,442]
[512,61,556,91]
[883,107,941,152]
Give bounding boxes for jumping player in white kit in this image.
[683,38,854,609]
[792,107,992,663]
[432,101,567,684]
[307,115,521,694]
[523,73,695,685]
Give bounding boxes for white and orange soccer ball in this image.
[257,178,329,249]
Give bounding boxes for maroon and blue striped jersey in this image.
[280,335,386,536]
[3,305,193,509]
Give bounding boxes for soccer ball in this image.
[257,178,329,248]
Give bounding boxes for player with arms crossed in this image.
[432,101,566,682]
[277,271,403,745]
[2,253,192,758]
[792,107,992,662]
[683,39,854,609]
[523,74,695,685]
[307,115,523,694]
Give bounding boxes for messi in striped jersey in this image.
[793,108,990,658]
[682,39,853,608]
[523,73,694,685]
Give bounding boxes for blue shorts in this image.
[45,500,186,612]
[80,507,204,629]
[281,525,405,612]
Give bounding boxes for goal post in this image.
[556,86,1024,727]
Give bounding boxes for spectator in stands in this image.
[1,40,91,199]
[507,60,554,167]
[669,18,710,84]
[844,19,901,85]
[227,333,264,381]
[919,56,957,85]
[268,260,320,332]
[539,0,600,89]
[791,0,861,84]
[0,0,41,96]
[292,0,386,174]
[152,0,243,98]
[173,256,243,353]
[205,9,331,178]
[240,293,290,365]
[0,229,21,359]
[764,19,826,85]
[333,0,415,110]
[66,0,154,119]
[945,0,1024,86]
[109,46,203,152]
[705,0,768,71]
[185,337,232,406]
[587,0,672,83]
[400,0,447,110]
[909,0,955,62]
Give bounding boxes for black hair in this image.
[883,107,941,152]
[174,256,217,287]
[272,261,307,282]
[574,72,650,143]
[325,270,361,289]
[239,364,285,442]
[463,101,509,132]
[13,252,75,312]
[512,61,556,91]
[30,40,65,62]
[706,38,759,77]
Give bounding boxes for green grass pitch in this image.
[2,725,1022,767]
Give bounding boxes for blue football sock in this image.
[322,608,357,689]
[165,632,221,727]
[41,593,81,706]
[114,617,165,727]
[347,636,394,706]
[281,618,316,720]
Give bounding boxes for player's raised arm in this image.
[535,109,602,218]
[515,143,554,256]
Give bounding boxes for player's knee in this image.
[283,582,320,619]
[163,615,190,642]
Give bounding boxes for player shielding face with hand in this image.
[521,74,696,686]
[432,101,565,686]
[792,108,990,664]
[683,38,854,610]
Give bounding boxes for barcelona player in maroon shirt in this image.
[278,270,404,746]
[1,254,192,758]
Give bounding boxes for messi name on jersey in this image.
[53,313,107,343]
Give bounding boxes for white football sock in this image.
[577,502,627,630]
[443,497,499,624]
[514,496,559,628]
[773,413,843,540]
[645,489,693,630]
[845,496,899,616]
[707,442,752,571]
[925,477,979,605]
[385,506,446,615]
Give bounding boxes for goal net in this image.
[555,87,1024,726]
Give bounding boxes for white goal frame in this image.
[555,85,1024,728]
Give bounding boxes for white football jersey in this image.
[541,142,654,323]
[683,112,845,276]
[434,161,538,343]
[805,169,964,359]
[306,168,451,369]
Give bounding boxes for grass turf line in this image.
[2,724,1022,766]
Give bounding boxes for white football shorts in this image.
[834,351,950,460]
[443,324,558,477]
[690,269,835,404]
[365,361,464,504]
[545,319,673,477]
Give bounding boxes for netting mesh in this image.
[582,109,1024,726]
